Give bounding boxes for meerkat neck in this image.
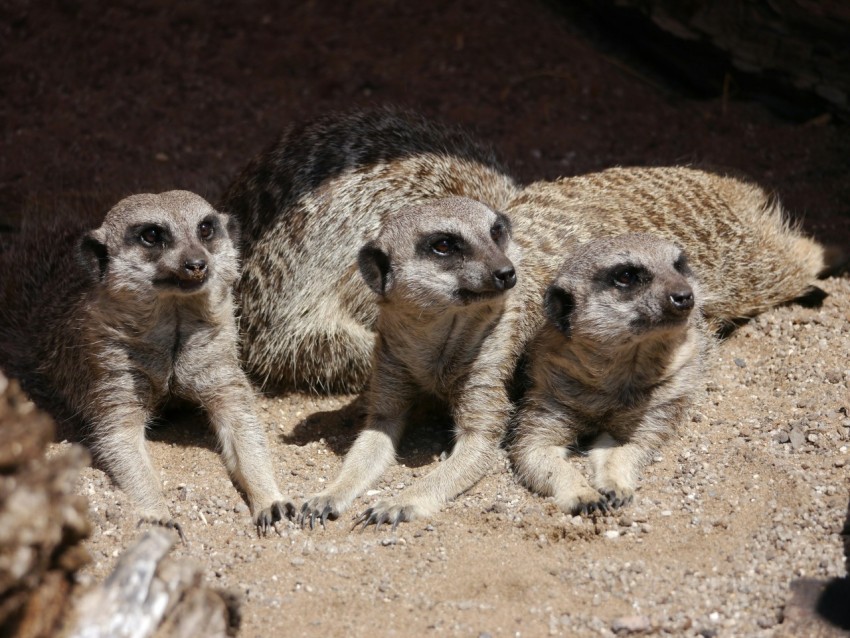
[378,302,504,393]
[551,326,693,393]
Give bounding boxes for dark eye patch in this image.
[418,232,464,257]
[491,212,512,244]
[490,222,503,243]
[674,253,692,276]
[126,223,171,249]
[139,225,164,247]
[610,263,650,288]
[198,218,216,240]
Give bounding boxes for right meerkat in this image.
[0,191,292,535]
[510,233,708,515]
[221,108,826,395]
[508,167,827,333]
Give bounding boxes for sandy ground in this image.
[61,276,849,637]
[3,1,849,636]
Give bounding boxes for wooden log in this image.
[67,529,239,638]
[0,372,92,638]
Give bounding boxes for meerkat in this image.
[507,167,827,333]
[221,108,826,396]
[510,234,708,515]
[299,197,531,529]
[219,107,520,393]
[0,191,292,535]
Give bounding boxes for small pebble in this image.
[611,615,651,633]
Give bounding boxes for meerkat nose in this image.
[493,265,517,291]
[183,258,207,275]
[669,289,694,312]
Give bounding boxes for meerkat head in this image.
[544,233,700,346]
[77,191,239,300]
[357,197,518,312]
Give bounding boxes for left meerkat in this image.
[0,191,292,535]
[510,234,708,515]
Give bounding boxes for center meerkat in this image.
[0,191,292,535]
[300,197,525,529]
[510,233,708,515]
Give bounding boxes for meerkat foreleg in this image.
[301,417,408,529]
[356,425,497,530]
[94,403,180,535]
[356,384,507,530]
[300,369,414,529]
[512,404,607,515]
[202,376,295,535]
[588,401,681,509]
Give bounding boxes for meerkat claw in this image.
[599,489,633,510]
[353,507,391,531]
[320,505,333,528]
[138,516,186,543]
[255,500,295,536]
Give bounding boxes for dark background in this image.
[1,0,848,247]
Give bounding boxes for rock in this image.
[789,428,807,450]
[612,615,651,633]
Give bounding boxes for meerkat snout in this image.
[181,256,208,283]
[493,265,517,291]
[668,287,695,313]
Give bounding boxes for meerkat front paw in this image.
[299,493,349,530]
[555,484,613,517]
[597,486,634,510]
[254,499,296,536]
[137,515,186,542]
[353,499,430,531]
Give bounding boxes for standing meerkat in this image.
[219,107,520,393]
[510,234,708,515]
[0,191,292,535]
[221,108,826,395]
[300,197,531,529]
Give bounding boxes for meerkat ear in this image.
[544,285,575,336]
[77,228,109,282]
[358,241,393,296]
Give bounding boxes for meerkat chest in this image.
[393,312,493,398]
[110,301,232,403]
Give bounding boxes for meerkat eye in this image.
[612,266,641,288]
[139,226,162,246]
[198,220,215,240]
[673,254,691,275]
[431,238,454,255]
[490,223,503,243]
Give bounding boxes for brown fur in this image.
[0,191,292,534]
[510,167,826,333]
[510,234,709,515]
[222,109,825,396]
